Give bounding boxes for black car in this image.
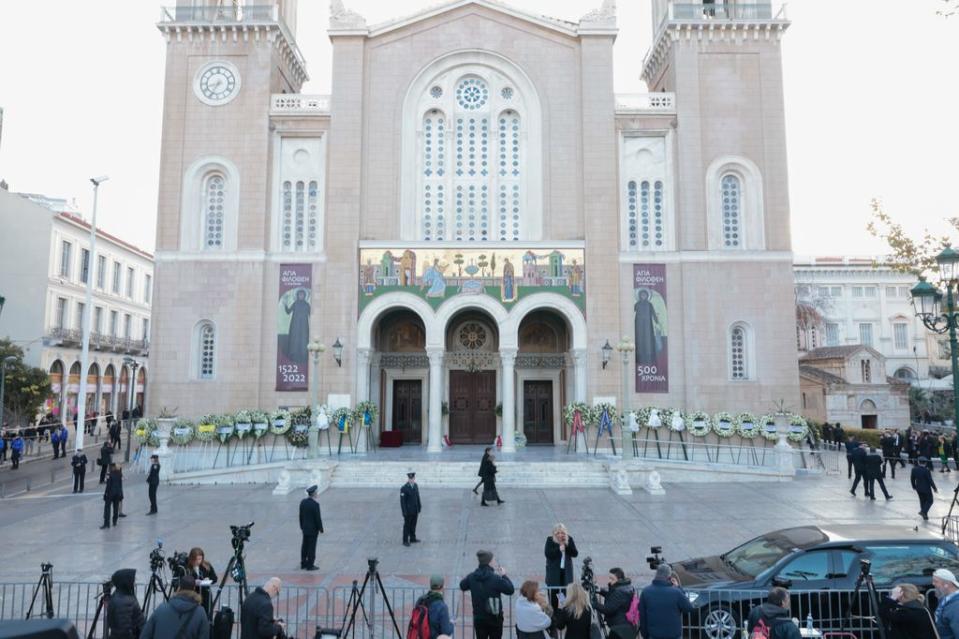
[670,525,959,639]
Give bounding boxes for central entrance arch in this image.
[445,312,499,444]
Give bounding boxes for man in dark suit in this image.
[880,431,898,479]
[850,444,867,496]
[845,436,861,479]
[864,447,892,500]
[146,454,160,515]
[299,484,324,570]
[98,442,113,484]
[400,471,421,547]
[100,464,123,529]
[71,449,88,493]
[911,456,938,521]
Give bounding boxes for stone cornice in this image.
[157,21,308,87]
[641,20,789,86]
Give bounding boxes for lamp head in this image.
[332,338,344,367]
[601,340,613,370]
[2,355,17,366]
[910,278,942,319]
[937,246,959,284]
[90,176,110,186]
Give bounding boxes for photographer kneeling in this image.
[594,568,637,639]
[140,574,210,639]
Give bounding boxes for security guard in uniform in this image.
[400,471,421,547]
[299,484,324,570]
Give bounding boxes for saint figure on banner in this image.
[501,258,516,302]
[634,289,662,365]
[283,288,311,364]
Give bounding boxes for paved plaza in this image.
[0,454,953,590]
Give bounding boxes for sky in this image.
[0,0,957,256]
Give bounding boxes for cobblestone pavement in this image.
[0,457,952,590]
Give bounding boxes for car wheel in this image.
[700,606,739,639]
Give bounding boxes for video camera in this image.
[230,522,254,550]
[149,541,166,572]
[646,546,666,571]
[168,551,188,577]
[40,563,53,574]
[368,557,379,574]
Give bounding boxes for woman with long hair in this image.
[185,547,218,617]
[879,582,937,639]
[553,583,593,639]
[479,449,504,506]
[515,580,553,639]
[545,523,579,610]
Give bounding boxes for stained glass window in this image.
[731,326,746,380]
[721,174,742,248]
[199,323,215,379]
[203,174,225,249]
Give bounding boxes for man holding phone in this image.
[460,550,515,639]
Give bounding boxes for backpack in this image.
[407,598,431,639]
[625,592,640,626]
[748,618,770,639]
[212,606,234,639]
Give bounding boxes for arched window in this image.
[279,180,317,251]
[404,53,542,241]
[202,173,226,249]
[729,322,754,381]
[197,322,216,380]
[274,137,325,253]
[720,174,742,248]
[621,136,671,251]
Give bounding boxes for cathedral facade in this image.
[150,0,799,451]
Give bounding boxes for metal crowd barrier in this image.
[0,580,899,639]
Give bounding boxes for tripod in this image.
[25,563,55,619]
[842,565,887,639]
[580,559,608,639]
[142,565,170,613]
[341,559,402,639]
[210,541,249,616]
[941,479,959,536]
[86,582,112,639]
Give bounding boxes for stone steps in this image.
[329,461,612,488]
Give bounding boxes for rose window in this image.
[456,78,489,110]
[458,323,488,350]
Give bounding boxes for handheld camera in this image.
[646,546,666,571]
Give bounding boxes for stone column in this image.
[500,349,517,454]
[356,348,372,453]
[427,348,444,453]
[571,349,587,403]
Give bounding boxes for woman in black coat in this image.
[473,447,492,495]
[879,583,937,639]
[107,569,145,639]
[479,451,503,506]
[186,546,219,616]
[545,523,578,610]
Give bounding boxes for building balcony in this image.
[270,94,330,116]
[45,327,81,347]
[614,93,676,115]
[159,5,279,24]
[662,2,786,23]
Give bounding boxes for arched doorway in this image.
[445,311,499,444]
[894,367,917,382]
[374,310,427,444]
[102,364,115,415]
[860,399,878,430]
[48,360,65,418]
[516,311,569,444]
[67,362,81,422]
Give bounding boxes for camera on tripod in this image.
[230,522,254,549]
[646,546,666,571]
[580,556,597,593]
[168,551,188,577]
[40,563,53,574]
[149,542,166,571]
[367,558,379,573]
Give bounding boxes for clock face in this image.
[194,62,240,106]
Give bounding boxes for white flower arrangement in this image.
[637,407,664,429]
[134,418,159,446]
[787,414,809,443]
[196,415,217,442]
[250,410,270,438]
[215,414,235,443]
[623,410,641,432]
[170,418,195,446]
[759,414,779,441]
[663,409,686,432]
[735,412,759,439]
[687,411,712,437]
[270,409,291,435]
[712,411,736,438]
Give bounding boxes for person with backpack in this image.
[637,564,692,639]
[459,550,515,639]
[140,573,210,639]
[410,575,454,639]
[595,568,637,639]
[746,587,801,639]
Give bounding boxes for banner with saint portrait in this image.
[276,264,312,391]
[633,264,668,393]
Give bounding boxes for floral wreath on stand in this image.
[687,411,712,437]
[735,412,759,439]
[270,409,291,435]
[286,423,310,448]
[592,403,619,438]
[170,418,195,446]
[636,407,664,430]
[712,411,736,438]
[251,411,270,439]
[215,414,235,443]
[787,414,809,443]
[759,414,779,441]
[622,409,641,433]
[234,410,254,440]
[663,409,685,432]
[563,402,592,438]
[134,418,160,447]
[196,415,217,442]
[354,402,378,430]
[330,407,353,433]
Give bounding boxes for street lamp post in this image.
[616,337,635,460]
[75,175,109,451]
[0,355,18,428]
[911,246,959,436]
[307,339,326,458]
[123,356,139,462]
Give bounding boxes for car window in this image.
[837,551,860,577]
[865,545,959,585]
[777,551,830,581]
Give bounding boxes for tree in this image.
[477,254,489,277]
[0,338,51,427]
[866,199,953,276]
[489,253,497,275]
[453,253,464,277]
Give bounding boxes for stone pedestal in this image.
[774,435,796,476]
[155,418,175,481]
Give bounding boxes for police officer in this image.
[299,485,324,570]
[146,454,160,515]
[400,471,422,547]
[71,448,88,493]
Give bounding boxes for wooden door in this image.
[523,381,554,444]
[392,380,422,443]
[449,370,497,444]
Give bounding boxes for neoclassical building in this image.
[149,0,799,451]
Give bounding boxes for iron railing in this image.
[0,581,900,639]
[159,5,278,24]
[668,2,782,21]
